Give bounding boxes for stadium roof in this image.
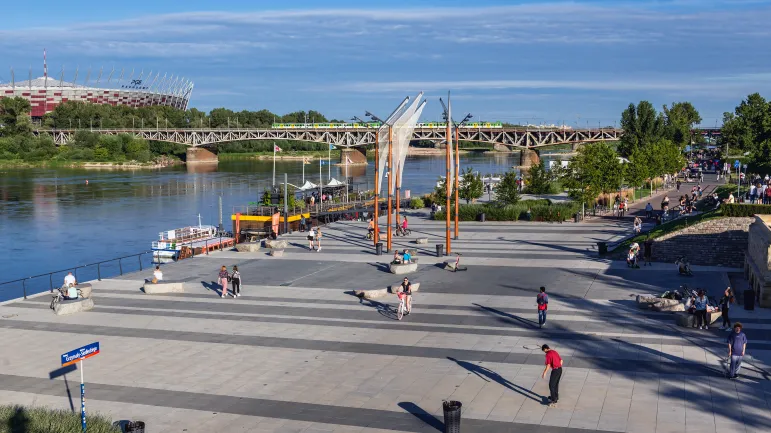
[0,76,84,89]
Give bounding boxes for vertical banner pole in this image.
[387,126,394,253]
[454,127,460,239]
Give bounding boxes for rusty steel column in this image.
[454,127,460,239]
[445,122,451,255]
[373,138,379,246]
[387,126,394,252]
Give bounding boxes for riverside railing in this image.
[0,251,158,302]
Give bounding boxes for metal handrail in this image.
[0,251,155,300]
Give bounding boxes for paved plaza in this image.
[1,215,770,432]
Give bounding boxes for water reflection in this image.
[0,152,569,287]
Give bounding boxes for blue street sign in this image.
[61,342,100,366]
[734,160,740,168]
[61,342,99,433]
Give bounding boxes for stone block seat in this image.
[235,242,261,252]
[354,282,420,300]
[675,310,721,327]
[389,259,419,274]
[269,249,285,257]
[143,279,184,294]
[415,238,428,244]
[54,298,94,316]
[76,283,93,299]
[265,239,288,250]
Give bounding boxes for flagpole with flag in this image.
[273,142,282,187]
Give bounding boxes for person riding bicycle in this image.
[398,277,413,315]
[401,216,408,233]
[367,218,375,238]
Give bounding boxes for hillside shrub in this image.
[721,203,771,217]
[409,197,425,209]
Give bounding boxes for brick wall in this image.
[650,217,753,267]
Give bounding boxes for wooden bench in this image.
[142,280,184,294]
[54,298,94,316]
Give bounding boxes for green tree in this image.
[494,171,520,206]
[720,93,771,169]
[459,168,484,204]
[0,97,33,136]
[524,160,553,194]
[663,102,702,147]
[618,101,665,157]
[561,142,623,204]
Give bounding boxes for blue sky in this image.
[1,0,770,126]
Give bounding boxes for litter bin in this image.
[376,242,383,256]
[597,242,608,255]
[125,421,145,433]
[744,289,755,311]
[436,244,444,257]
[442,400,462,433]
[574,212,581,223]
[478,212,486,222]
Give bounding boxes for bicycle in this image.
[366,230,374,240]
[396,291,411,320]
[50,286,82,310]
[394,226,411,237]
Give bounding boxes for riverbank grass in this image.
[0,405,121,433]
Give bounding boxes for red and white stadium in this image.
[0,54,193,117]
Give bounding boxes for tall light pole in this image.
[451,113,473,240]
[439,93,454,255]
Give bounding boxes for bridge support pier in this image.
[571,142,579,152]
[520,148,540,168]
[338,147,368,166]
[186,147,218,164]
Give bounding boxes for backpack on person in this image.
[537,293,549,310]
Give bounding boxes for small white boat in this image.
[151,215,217,258]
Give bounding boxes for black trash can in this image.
[478,212,486,222]
[574,212,581,223]
[436,244,444,257]
[744,289,755,310]
[597,242,608,255]
[125,421,145,433]
[442,400,462,433]
[376,242,383,256]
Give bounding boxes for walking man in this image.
[541,344,563,407]
[727,322,747,379]
[536,286,548,328]
[643,235,653,266]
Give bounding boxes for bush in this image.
[721,203,771,217]
[0,405,121,433]
[409,197,425,209]
[432,200,576,222]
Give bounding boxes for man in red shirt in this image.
[541,344,563,407]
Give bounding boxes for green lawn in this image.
[611,209,724,257]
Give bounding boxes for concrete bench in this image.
[415,238,428,244]
[265,239,288,249]
[652,301,685,312]
[675,311,721,327]
[269,249,285,257]
[77,283,93,299]
[54,298,94,316]
[235,242,261,252]
[143,280,184,294]
[389,259,419,275]
[354,282,421,300]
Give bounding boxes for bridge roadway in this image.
[35,127,622,149]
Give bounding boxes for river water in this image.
[0,152,568,300]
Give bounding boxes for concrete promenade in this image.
[1,216,770,432]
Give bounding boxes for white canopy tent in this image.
[326,178,346,187]
[298,180,318,191]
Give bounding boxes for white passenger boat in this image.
[151,215,217,258]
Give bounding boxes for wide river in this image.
[0,152,567,300]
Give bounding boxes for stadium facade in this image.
[0,56,194,117]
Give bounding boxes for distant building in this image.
[0,63,193,118]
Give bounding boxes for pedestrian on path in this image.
[676,179,681,191]
[645,203,653,219]
[694,289,709,329]
[633,217,642,234]
[218,265,230,298]
[536,286,548,328]
[231,265,242,297]
[643,236,653,266]
[541,344,563,407]
[307,226,316,250]
[727,323,747,379]
[314,227,323,252]
[719,287,734,330]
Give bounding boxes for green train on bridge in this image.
[270,122,504,129]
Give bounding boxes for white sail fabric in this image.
[447,95,454,195]
[390,93,424,192]
[395,99,426,187]
[376,98,410,194]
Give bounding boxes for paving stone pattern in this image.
[1,216,770,433]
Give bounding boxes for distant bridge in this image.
[36,127,623,150]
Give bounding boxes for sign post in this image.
[61,342,100,433]
[734,160,741,198]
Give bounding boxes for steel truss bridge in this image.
[37,127,622,149]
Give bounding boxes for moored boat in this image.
[151,216,217,258]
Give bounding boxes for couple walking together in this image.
[217,265,242,298]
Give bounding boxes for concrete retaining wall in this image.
[650,217,752,267]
